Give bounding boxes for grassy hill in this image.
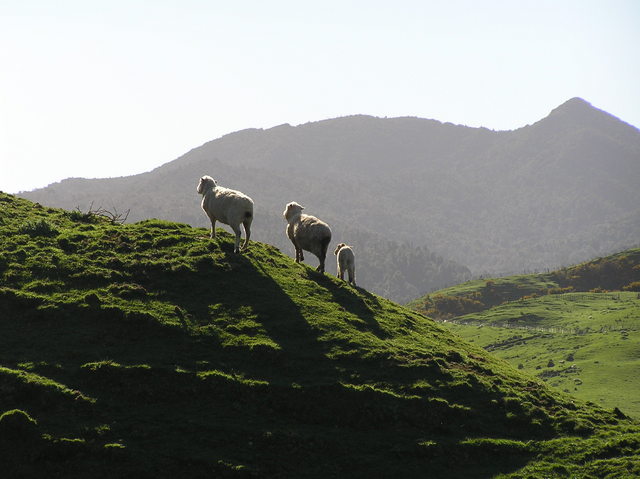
[409,251,640,419]
[2,192,640,478]
[443,292,640,418]
[408,248,640,320]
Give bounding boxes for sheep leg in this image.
[316,237,330,273]
[230,224,242,253]
[241,218,252,251]
[337,266,344,280]
[209,218,217,239]
[292,240,304,262]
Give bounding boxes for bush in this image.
[623,281,640,292]
[417,294,484,319]
[548,286,575,295]
[65,208,98,223]
[18,219,59,237]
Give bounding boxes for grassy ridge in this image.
[1,193,640,477]
[408,249,640,320]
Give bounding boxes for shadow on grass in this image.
[0,240,538,478]
[302,267,389,340]
[126,240,342,383]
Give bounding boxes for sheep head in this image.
[283,202,304,222]
[334,243,347,255]
[197,175,217,195]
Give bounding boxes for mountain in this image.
[1,192,640,478]
[19,98,640,301]
[408,248,640,417]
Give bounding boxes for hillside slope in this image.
[408,248,640,320]
[409,250,640,418]
[1,193,640,478]
[444,292,640,418]
[20,98,640,293]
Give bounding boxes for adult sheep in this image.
[197,175,253,253]
[283,202,331,273]
[334,243,356,286]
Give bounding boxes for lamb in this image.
[283,202,332,273]
[334,243,356,286]
[197,175,253,253]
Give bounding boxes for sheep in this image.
[197,175,253,253]
[283,202,332,273]
[334,243,356,286]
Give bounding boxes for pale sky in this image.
[1,0,639,193]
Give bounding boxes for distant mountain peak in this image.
[562,96,592,107]
[549,97,595,116]
[541,97,634,131]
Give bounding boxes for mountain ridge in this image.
[546,97,640,131]
[19,98,640,301]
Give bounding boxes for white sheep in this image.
[334,243,356,286]
[283,202,332,273]
[197,175,253,253]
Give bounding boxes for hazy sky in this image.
[1,0,639,193]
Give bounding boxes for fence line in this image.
[447,319,636,336]
[555,292,625,302]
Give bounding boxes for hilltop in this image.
[409,250,640,417]
[1,192,640,477]
[408,248,640,320]
[20,97,640,301]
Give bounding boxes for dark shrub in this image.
[18,219,59,237]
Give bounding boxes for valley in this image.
[442,292,640,417]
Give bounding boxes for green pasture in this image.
[444,292,640,417]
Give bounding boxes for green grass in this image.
[431,274,559,299]
[1,192,640,478]
[410,246,640,420]
[443,292,640,418]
